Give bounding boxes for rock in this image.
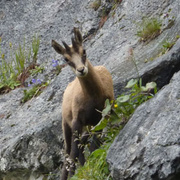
[107,70,180,180]
[84,0,180,95]
[0,0,180,179]
[0,74,66,180]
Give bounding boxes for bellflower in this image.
[52,59,59,67]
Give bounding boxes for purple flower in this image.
[163,13,169,18]
[32,79,36,84]
[52,59,59,67]
[29,78,42,87]
[37,79,42,84]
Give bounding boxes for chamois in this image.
[52,28,114,180]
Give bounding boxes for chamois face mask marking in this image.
[64,51,88,77]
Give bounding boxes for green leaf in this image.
[146,82,157,90]
[92,99,112,131]
[141,82,157,91]
[117,95,130,103]
[91,118,108,132]
[101,99,112,117]
[110,110,121,124]
[140,86,147,91]
[90,149,105,158]
[125,79,138,88]
[0,83,4,88]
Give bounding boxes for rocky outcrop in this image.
[107,70,180,180]
[0,0,180,179]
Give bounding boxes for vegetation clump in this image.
[160,35,180,56]
[71,78,157,180]
[136,17,162,42]
[0,35,40,94]
[21,79,49,103]
[161,39,175,55]
[90,0,122,29]
[91,0,101,11]
[0,34,66,103]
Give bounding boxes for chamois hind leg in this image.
[61,122,72,180]
[69,120,83,177]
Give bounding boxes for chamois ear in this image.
[74,27,83,45]
[52,40,65,55]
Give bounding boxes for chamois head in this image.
[52,28,88,77]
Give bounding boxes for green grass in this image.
[71,146,112,180]
[21,80,49,103]
[0,35,40,94]
[136,17,162,42]
[161,40,175,54]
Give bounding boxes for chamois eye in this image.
[68,61,75,68]
[64,58,69,62]
[83,49,86,56]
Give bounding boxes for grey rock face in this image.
[0,0,99,179]
[107,71,180,180]
[0,0,180,179]
[0,75,66,180]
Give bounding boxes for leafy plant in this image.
[92,78,157,132]
[71,78,157,180]
[136,17,162,42]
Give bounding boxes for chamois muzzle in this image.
[76,66,88,77]
[77,67,84,73]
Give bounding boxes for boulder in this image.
[107,70,180,180]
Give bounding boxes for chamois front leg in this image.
[69,120,84,177]
[89,133,101,152]
[78,131,90,165]
[61,122,72,180]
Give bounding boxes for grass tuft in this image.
[0,35,40,94]
[136,17,162,42]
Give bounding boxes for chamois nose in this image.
[77,67,85,74]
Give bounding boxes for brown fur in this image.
[52,28,114,180]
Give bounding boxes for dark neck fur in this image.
[78,60,103,97]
